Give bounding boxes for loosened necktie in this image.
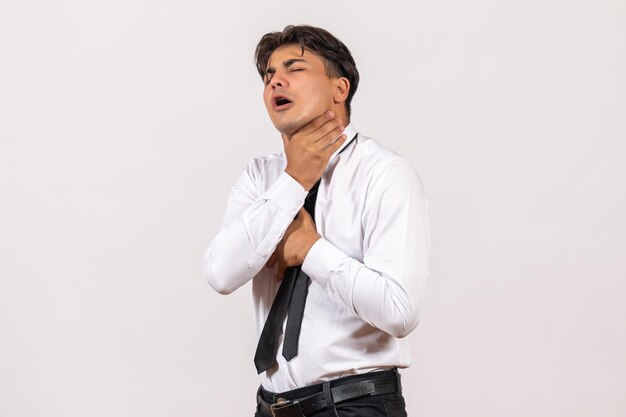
[253,133,357,374]
[253,180,319,374]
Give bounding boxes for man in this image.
[205,25,430,417]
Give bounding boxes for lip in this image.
[272,94,294,112]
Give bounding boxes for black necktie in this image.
[253,134,358,374]
[253,180,319,374]
[282,181,319,361]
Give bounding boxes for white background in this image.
[1,0,625,416]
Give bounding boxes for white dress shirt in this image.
[205,124,431,393]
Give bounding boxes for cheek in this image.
[263,90,271,107]
[302,86,333,110]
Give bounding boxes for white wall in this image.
[1,1,625,416]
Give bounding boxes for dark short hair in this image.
[255,25,359,118]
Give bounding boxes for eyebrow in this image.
[265,58,308,75]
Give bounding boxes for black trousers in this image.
[254,370,408,417]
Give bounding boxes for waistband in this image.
[259,368,401,404]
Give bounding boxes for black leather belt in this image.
[257,369,402,417]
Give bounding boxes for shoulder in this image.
[353,134,429,214]
[353,133,420,184]
[241,151,287,180]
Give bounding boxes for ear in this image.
[333,77,350,104]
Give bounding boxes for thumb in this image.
[298,207,313,222]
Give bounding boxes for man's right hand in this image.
[282,111,347,191]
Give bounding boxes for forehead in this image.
[267,44,324,68]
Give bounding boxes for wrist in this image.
[284,167,315,191]
[299,232,321,264]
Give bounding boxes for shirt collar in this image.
[323,123,357,177]
[329,123,357,162]
[279,123,358,171]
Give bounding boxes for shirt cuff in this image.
[302,238,348,288]
[264,171,308,214]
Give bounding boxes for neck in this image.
[281,117,350,142]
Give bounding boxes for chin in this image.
[272,117,306,137]
[277,124,299,137]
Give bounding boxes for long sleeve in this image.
[302,158,430,338]
[207,128,429,391]
[205,161,308,294]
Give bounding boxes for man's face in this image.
[263,45,338,136]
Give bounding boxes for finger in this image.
[299,210,316,228]
[297,207,312,221]
[312,119,345,149]
[293,110,336,136]
[295,207,306,218]
[312,121,344,145]
[322,133,347,152]
[319,124,346,147]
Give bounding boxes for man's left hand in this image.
[266,208,321,281]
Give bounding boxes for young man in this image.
[205,25,430,417]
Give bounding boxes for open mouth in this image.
[274,96,293,109]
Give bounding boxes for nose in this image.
[269,72,288,89]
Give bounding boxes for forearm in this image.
[205,171,307,294]
[204,216,283,294]
[302,238,429,338]
[301,158,431,337]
